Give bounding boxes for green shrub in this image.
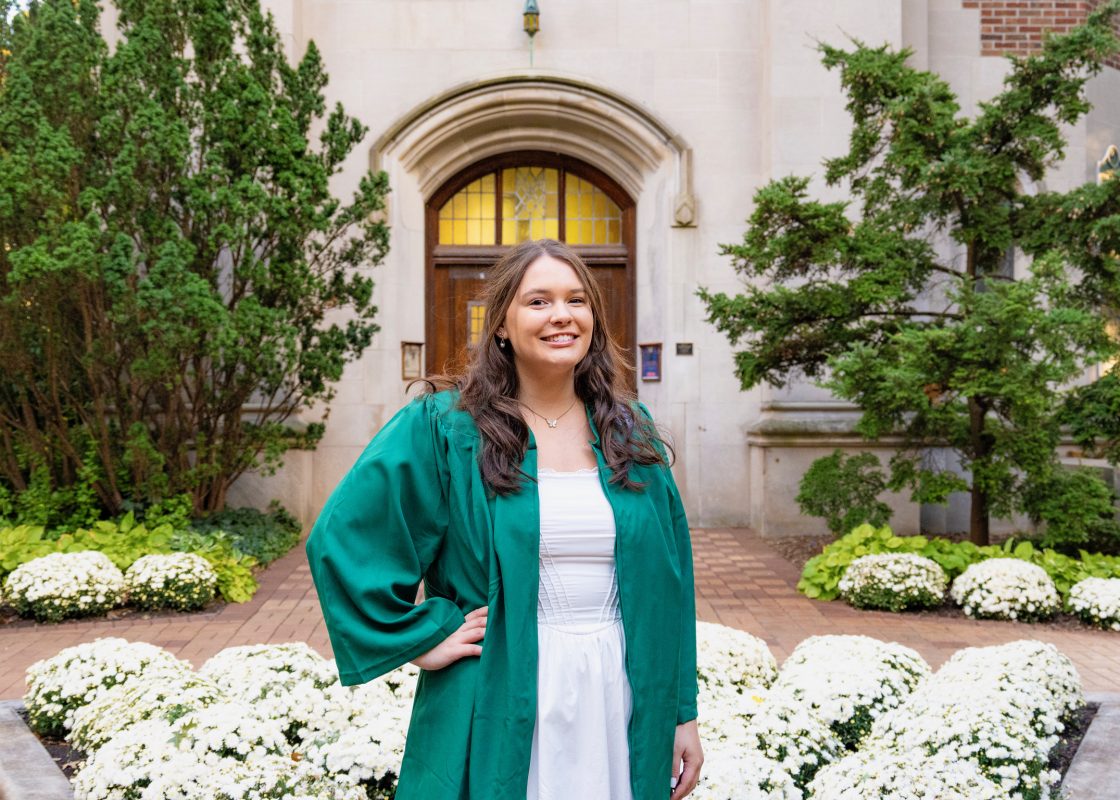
[189,504,301,566]
[1022,467,1120,556]
[796,450,893,537]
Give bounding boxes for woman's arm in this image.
[305,394,465,685]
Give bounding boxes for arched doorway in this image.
[425,151,636,384]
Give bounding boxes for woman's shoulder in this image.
[415,387,480,443]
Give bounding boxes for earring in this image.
[499,337,507,349]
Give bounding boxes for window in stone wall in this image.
[436,166,622,245]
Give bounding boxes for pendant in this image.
[546,419,558,428]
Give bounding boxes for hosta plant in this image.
[124,552,218,612]
[3,551,125,622]
[23,638,190,738]
[950,558,1061,621]
[1066,576,1120,630]
[838,552,948,611]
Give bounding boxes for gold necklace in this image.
[518,397,578,429]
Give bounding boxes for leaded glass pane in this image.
[565,176,621,245]
[501,167,560,244]
[438,175,496,245]
[467,301,487,348]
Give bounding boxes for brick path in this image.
[1,528,1118,700]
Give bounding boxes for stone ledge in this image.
[0,700,72,800]
[1061,692,1120,800]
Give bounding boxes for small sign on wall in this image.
[639,343,662,382]
[401,341,423,381]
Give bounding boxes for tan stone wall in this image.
[215,0,1120,534]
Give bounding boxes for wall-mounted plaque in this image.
[675,343,693,356]
[639,343,662,382]
[401,341,423,380]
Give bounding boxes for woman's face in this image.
[497,254,595,378]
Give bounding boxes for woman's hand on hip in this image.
[410,606,488,670]
[670,719,703,800]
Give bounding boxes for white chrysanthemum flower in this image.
[67,670,228,752]
[695,621,779,723]
[201,643,357,745]
[690,741,801,800]
[839,553,948,611]
[24,637,191,738]
[1067,577,1120,631]
[124,552,218,612]
[949,558,1060,621]
[772,635,930,748]
[808,745,1010,799]
[4,551,125,623]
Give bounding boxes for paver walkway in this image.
[1,527,1118,700]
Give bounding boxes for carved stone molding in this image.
[371,71,696,226]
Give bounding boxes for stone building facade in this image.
[223,0,1120,536]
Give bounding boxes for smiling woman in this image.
[306,239,702,800]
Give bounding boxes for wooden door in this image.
[426,153,635,386]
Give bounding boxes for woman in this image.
[306,238,702,800]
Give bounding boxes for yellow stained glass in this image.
[438,174,496,244]
[467,301,486,347]
[501,167,560,244]
[565,175,621,245]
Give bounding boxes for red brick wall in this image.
[961,0,1120,68]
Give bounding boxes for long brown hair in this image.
[420,239,671,495]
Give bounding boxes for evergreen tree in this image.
[0,0,389,517]
[701,5,1120,545]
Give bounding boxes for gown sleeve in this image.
[305,393,464,686]
[668,473,699,724]
[635,402,699,724]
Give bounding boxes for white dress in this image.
[526,467,634,800]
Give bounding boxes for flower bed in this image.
[21,628,1088,799]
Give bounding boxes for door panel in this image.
[431,262,633,385]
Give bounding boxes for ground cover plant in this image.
[21,629,1090,799]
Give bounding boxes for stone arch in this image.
[371,72,696,227]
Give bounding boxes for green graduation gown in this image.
[305,388,698,800]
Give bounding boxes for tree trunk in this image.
[968,395,991,545]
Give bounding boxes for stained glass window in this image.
[565,175,621,245]
[467,301,487,348]
[502,167,560,244]
[436,166,624,245]
[438,175,496,245]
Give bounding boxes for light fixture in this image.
[523,0,540,67]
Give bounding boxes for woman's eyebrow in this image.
[520,287,586,298]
